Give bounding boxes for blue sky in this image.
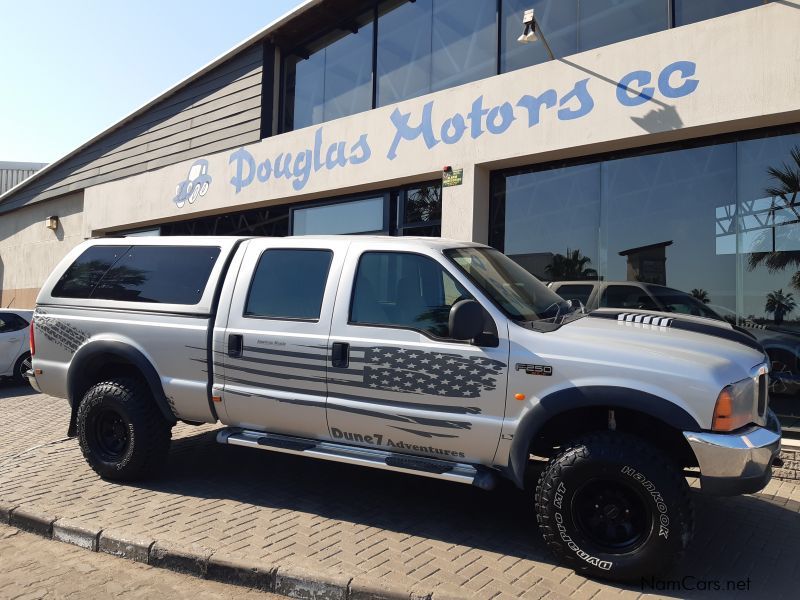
[0,0,302,163]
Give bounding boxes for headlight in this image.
[712,377,756,432]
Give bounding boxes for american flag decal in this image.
[330,346,506,399]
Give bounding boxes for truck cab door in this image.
[325,244,510,464]
[214,238,347,440]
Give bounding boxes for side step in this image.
[217,428,496,489]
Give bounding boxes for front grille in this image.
[757,373,768,416]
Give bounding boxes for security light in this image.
[517,9,538,44]
[517,8,555,60]
[45,216,59,231]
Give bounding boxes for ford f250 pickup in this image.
[28,236,782,581]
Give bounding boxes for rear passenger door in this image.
[217,239,347,439]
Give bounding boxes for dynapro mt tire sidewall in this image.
[537,436,691,581]
[78,387,138,477]
[76,379,170,481]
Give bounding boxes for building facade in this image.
[1,0,799,418]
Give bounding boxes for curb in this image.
[9,506,57,537]
[0,499,439,600]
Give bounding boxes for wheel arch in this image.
[67,340,177,436]
[507,386,702,489]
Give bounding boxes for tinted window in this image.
[351,252,472,337]
[377,0,496,106]
[377,0,434,107]
[282,13,373,131]
[293,197,385,235]
[0,313,28,333]
[431,0,497,92]
[52,246,130,299]
[91,246,220,304]
[245,249,332,320]
[600,285,660,310]
[501,0,577,73]
[553,284,594,306]
[578,0,667,52]
[674,0,761,27]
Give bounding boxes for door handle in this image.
[227,334,243,358]
[331,342,349,368]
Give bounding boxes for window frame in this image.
[347,249,487,343]
[243,247,334,323]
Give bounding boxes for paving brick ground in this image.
[0,523,282,599]
[2,381,800,599]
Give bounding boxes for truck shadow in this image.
[0,380,36,400]
[134,428,796,598]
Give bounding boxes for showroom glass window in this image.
[490,127,800,421]
[281,0,768,127]
[377,0,497,107]
[282,12,373,131]
[674,0,762,27]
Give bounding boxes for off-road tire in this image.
[77,378,172,481]
[535,431,694,582]
[13,352,31,384]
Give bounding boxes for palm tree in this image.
[690,288,710,304]
[765,289,797,325]
[748,146,800,276]
[545,249,597,280]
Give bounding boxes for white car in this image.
[0,309,33,383]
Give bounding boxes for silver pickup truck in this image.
[29,236,781,581]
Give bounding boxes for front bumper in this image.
[683,410,782,496]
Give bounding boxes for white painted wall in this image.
[0,192,84,308]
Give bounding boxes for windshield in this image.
[445,247,571,322]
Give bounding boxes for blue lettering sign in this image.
[616,70,654,106]
[658,60,699,98]
[229,147,255,194]
[224,60,699,196]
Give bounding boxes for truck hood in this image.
[553,309,767,386]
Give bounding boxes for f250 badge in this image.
[515,363,553,376]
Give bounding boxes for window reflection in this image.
[674,0,762,27]
[281,0,766,128]
[501,0,577,73]
[578,0,668,52]
[293,197,385,235]
[491,130,800,424]
[282,13,373,131]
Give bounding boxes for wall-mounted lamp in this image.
[45,215,59,231]
[517,8,555,60]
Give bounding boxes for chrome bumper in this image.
[683,410,782,496]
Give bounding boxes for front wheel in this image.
[77,378,172,481]
[535,431,693,582]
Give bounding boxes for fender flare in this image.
[66,340,177,436]
[507,386,702,488]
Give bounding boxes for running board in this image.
[216,428,496,490]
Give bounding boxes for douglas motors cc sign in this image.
[170,60,699,208]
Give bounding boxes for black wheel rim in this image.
[572,479,651,553]
[92,409,130,461]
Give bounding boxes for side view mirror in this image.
[449,299,485,342]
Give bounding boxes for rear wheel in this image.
[77,378,172,481]
[535,431,693,582]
